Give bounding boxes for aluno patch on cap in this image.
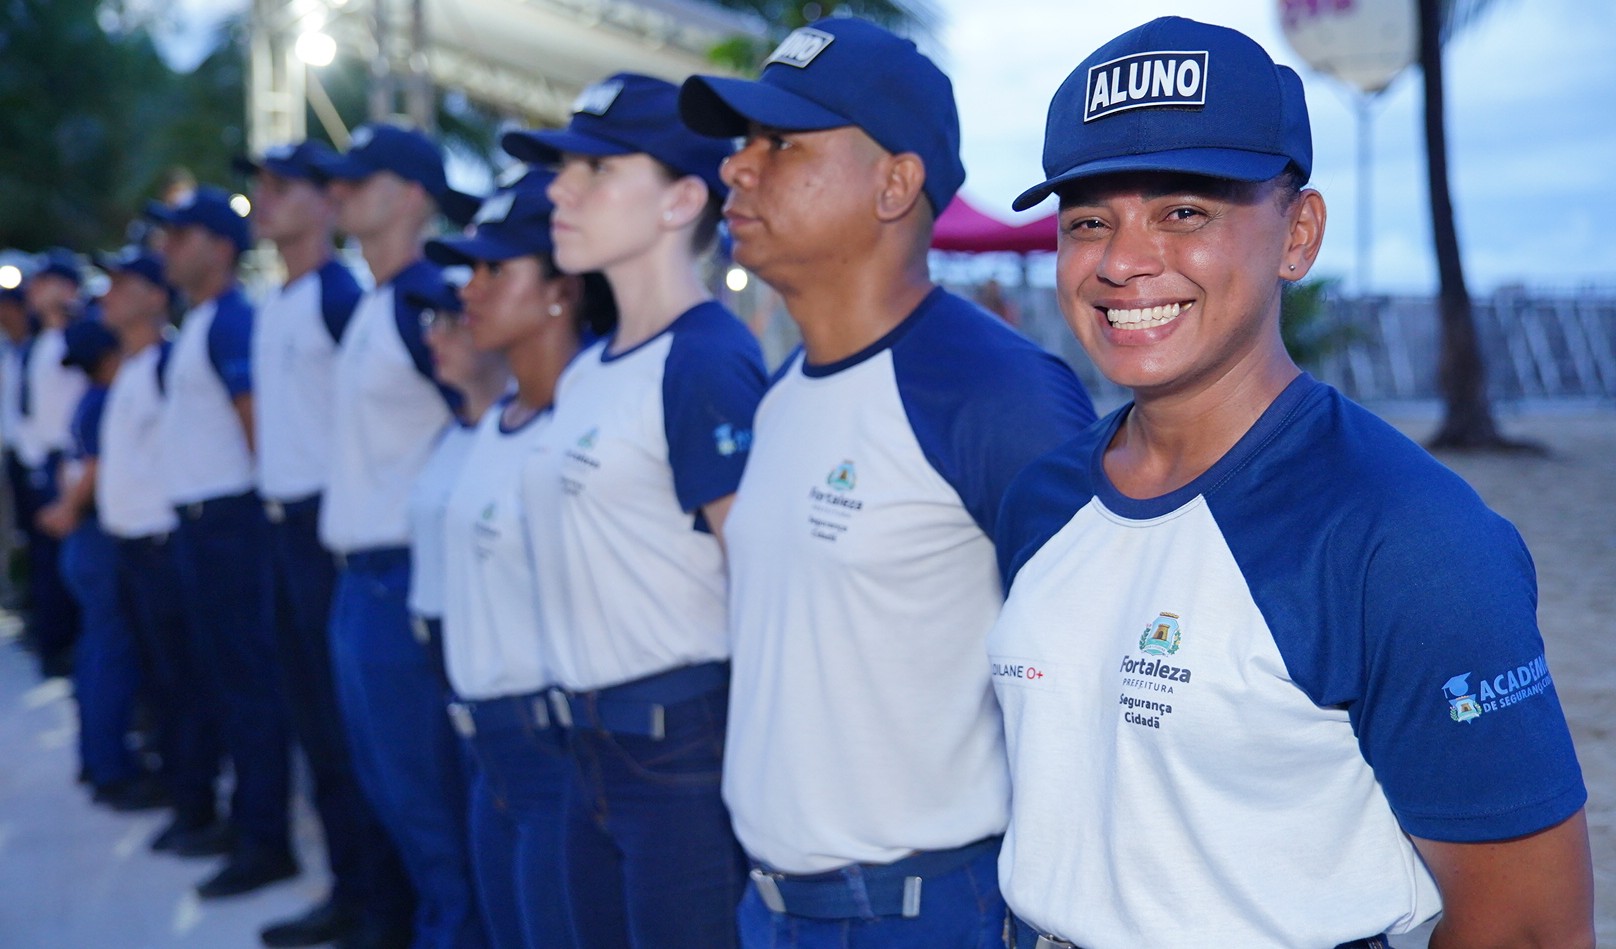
[1085,50,1209,122]
[350,125,376,149]
[573,79,625,116]
[766,27,835,69]
[473,191,516,226]
[265,143,296,161]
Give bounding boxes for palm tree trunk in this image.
[1420,0,1501,448]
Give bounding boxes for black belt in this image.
[549,661,728,740]
[749,836,1001,920]
[261,493,319,525]
[1010,917,1388,949]
[447,690,560,739]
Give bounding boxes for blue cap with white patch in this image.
[94,247,176,300]
[425,170,558,266]
[678,17,965,214]
[1012,16,1312,211]
[502,74,731,198]
[318,124,446,194]
[144,186,252,254]
[32,248,84,287]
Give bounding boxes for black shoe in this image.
[150,814,217,853]
[334,919,413,949]
[196,849,299,899]
[93,775,170,812]
[169,821,237,858]
[260,898,362,947]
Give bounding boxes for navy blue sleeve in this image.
[660,303,767,513]
[390,261,462,414]
[893,291,1097,538]
[1221,391,1586,843]
[318,259,363,345]
[71,386,109,459]
[206,290,254,397]
[994,415,1116,589]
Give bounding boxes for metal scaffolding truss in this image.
[248,0,764,152]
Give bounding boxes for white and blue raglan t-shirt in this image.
[254,259,361,502]
[98,342,178,539]
[159,288,256,506]
[722,287,1096,874]
[521,301,766,692]
[442,399,553,701]
[989,375,1586,948]
[320,260,455,555]
[17,326,87,469]
[407,420,476,621]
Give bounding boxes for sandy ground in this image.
[0,404,1610,947]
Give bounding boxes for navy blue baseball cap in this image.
[502,74,731,198]
[679,18,965,213]
[232,139,337,182]
[94,247,176,300]
[144,186,253,254]
[1013,16,1312,211]
[403,281,462,316]
[426,171,558,266]
[60,318,119,370]
[32,248,84,287]
[318,123,450,196]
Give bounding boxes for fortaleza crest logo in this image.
[1139,612,1182,656]
[713,423,752,458]
[576,427,599,450]
[1442,654,1554,724]
[826,460,856,492]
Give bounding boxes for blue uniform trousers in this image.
[23,453,80,674]
[738,847,1004,949]
[560,673,747,949]
[171,491,291,855]
[266,496,413,929]
[114,530,220,822]
[61,519,141,786]
[455,692,573,949]
[328,551,484,949]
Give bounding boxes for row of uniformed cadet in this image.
[19,11,1592,949]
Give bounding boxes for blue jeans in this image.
[114,531,220,823]
[328,551,484,949]
[266,497,412,929]
[23,453,80,673]
[61,520,141,786]
[458,693,573,949]
[740,848,1005,949]
[562,682,746,949]
[171,492,290,854]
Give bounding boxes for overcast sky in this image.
[164,0,1615,294]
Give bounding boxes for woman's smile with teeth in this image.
[1105,302,1184,328]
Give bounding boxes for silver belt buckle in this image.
[410,615,431,645]
[531,696,551,729]
[547,689,573,729]
[184,502,204,520]
[749,868,786,913]
[263,499,285,523]
[1036,936,1076,949]
[900,875,922,918]
[447,702,475,738]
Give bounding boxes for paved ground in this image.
[0,404,1609,948]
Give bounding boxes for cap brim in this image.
[402,289,459,312]
[1012,149,1293,212]
[438,189,482,229]
[424,233,536,267]
[502,128,638,167]
[678,75,850,139]
[142,201,182,226]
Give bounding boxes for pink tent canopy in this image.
[930,194,1057,254]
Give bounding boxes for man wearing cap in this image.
[988,17,1592,949]
[39,317,161,808]
[236,139,414,949]
[315,123,484,949]
[679,19,1094,946]
[149,186,299,899]
[0,285,33,611]
[17,249,88,678]
[95,248,225,853]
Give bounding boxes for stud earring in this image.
[1288,264,1296,272]
[663,210,673,223]
[548,303,563,317]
